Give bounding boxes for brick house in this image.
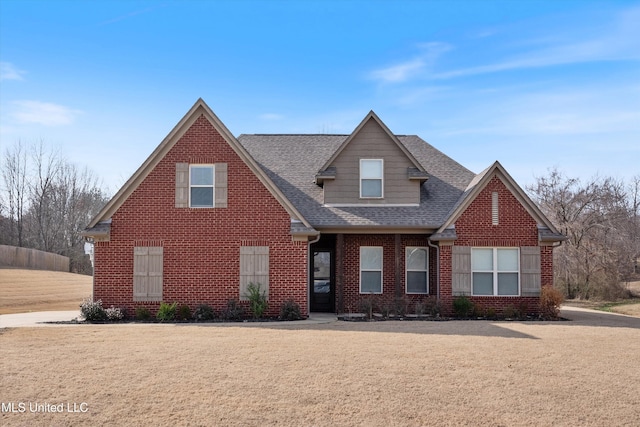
[83,99,564,317]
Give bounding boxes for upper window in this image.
[190,165,214,208]
[360,246,383,294]
[360,159,383,198]
[472,248,519,296]
[406,247,428,294]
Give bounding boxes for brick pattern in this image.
[94,114,308,317]
[439,175,551,316]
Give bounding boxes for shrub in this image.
[452,295,474,318]
[540,286,564,320]
[105,306,125,321]
[428,300,442,317]
[222,299,245,321]
[194,304,216,322]
[156,302,178,322]
[502,304,518,319]
[393,297,409,317]
[486,307,497,319]
[359,296,375,320]
[245,283,268,319]
[472,302,486,318]
[80,298,107,322]
[414,300,427,316]
[176,304,192,321]
[279,299,302,321]
[135,307,152,321]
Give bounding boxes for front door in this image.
[311,250,334,312]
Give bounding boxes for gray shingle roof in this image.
[237,134,476,229]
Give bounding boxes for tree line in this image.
[1,141,110,274]
[528,168,640,299]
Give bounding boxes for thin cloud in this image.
[100,3,168,26]
[434,6,640,79]
[369,42,451,83]
[0,62,26,81]
[11,101,82,126]
[259,113,285,121]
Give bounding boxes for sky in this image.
[1,0,639,195]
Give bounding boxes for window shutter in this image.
[452,246,471,296]
[175,163,189,208]
[133,247,149,301]
[147,247,163,301]
[520,246,541,296]
[133,246,163,301]
[214,163,228,208]
[239,246,269,300]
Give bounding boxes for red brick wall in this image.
[93,114,308,317]
[439,175,553,316]
[340,234,438,314]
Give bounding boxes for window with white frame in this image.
[360,246,383,293]
[190,165,214,208]
[406,247,428,294]
[360,159,383,198]
[472,248,519,296]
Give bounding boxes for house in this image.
[83,99,565,318]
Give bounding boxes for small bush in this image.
[105,306,125,321]
[245,283,268,319]
[393,297,409,317]
[486,307,497,319]
[414,300,427,316]
[222,299,245,321]
[156,302,178,322]
[518,301,529,319]
[540,286,564,320]
[453,295,474,318]
[194,304,216,322]
[472,302,486,318]
[428,300,442,317]
[279,299,302,321]
[176,304,192,321]
[502,304,518,319]
[359,296,375,320]
[135,307,152,321]
[80,298,107,322]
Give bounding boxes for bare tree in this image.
[528,168,638,299]
[1,141,29,246]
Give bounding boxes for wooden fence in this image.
[0,245,70,272]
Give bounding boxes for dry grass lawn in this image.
[0,268,92,314]
[2,311,640,427]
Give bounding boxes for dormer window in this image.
[360,159,383,198]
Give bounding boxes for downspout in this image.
[427,238,440,303]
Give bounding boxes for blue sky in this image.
[1,0,638,195]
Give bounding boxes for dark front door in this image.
[311,250,334,312]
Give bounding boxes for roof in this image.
[237,133,476,230]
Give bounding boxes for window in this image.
[360,246,383,293]
[239,246,269,300]
[472,248,519,296]
[406,247,428,294]
[190,165,214,208]
[360,159,383,198]
[133,247,163,301]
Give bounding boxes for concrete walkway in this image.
[0,310,338,328]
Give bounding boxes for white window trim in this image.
[189,164,215,208]
[359,246,383,294]
[471,247,520,296]
[359,159,384,199]
[405,246,429,294]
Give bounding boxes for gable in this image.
[432,161,564,244]
[317,112,428,206]
[83,99,315,239]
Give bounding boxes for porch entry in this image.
[311,250,335,312]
